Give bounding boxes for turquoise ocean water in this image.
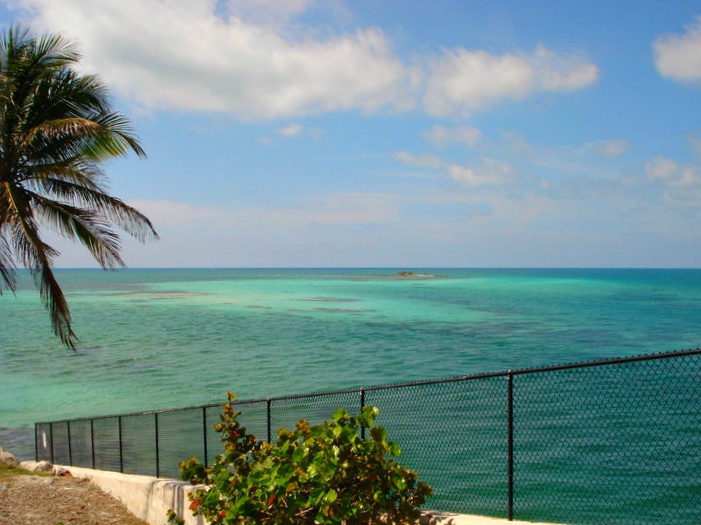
[2,268,701,462]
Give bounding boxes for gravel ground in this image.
[0,470,149,525]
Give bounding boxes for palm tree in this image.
[0,24,158,350]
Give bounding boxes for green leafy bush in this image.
[170,392,432,525]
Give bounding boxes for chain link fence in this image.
[36,349,701,524]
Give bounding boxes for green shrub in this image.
[170,392,432,525]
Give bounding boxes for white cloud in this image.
[447,158,514,187]
[653,16,701,83]
[423,125,483,148]
[396,149,515,190]
[645,156,701,206]
[589,140,630,157]
[533,46,599,91]
[278,123,304,136]
[423,44,598,117]
[8,1,599,121]
[12,0,418,119]
[393,151,446,169]
[646,157,700,187]
[276,123,322,138]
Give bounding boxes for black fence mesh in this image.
[158,408,205,479]
[36,349,701,525]
[68,419,93,468]
[204,404,227,464]
[270,390,361,437]
[230,399,269,442]
[511,356,701,525]
[51,421,70,466]
[93,417,121,472]
[121,414,157,477]
[366,375,509,516]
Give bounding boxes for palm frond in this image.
[35,262,78,350]
[4,183,76,349]
[30,190,126,268]
[23,161,106,191]
[83,111,146,159]
[0,24,155,349]
[19,71,144,167]
[34,30,81,68]
[0,224,17,293]
[32,177,158,242]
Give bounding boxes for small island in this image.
[396,270,444,278]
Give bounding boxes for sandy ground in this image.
[0,470,149,525]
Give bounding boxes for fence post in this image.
[507,371,514,521]
[91,419,95,469]
[118,416,124,473]
[202,407,209,467]
[34,424,38,462]
[360,388,366,439]
[155,412,160,478]
[67,420,73,466]
[267,399,272,443]
[49,422,55,465]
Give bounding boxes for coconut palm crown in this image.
[0,24,158,350]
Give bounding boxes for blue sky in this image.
[3,0,701,268]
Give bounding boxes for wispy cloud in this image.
[447,158,514,187]
[589,140,630,157]
[276,123,323,138]
[646,157,701,187]
[393,151,446,169]
[502,132,630,175]
[422,125,483,148]
[278,123,304,136]
[646,156,701,206]
[132,192,401,230]
[394,150,513,187]
[653,15,701,83]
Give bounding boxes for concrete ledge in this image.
[21,462,559,525]
[22,462,204,525]
[422,512,559,525]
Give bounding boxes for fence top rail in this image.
[35,347,701,427]
[509,347,701,376]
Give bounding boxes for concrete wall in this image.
[22,462,559,525]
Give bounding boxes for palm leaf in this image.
[4,181,77,349]
[35,177,158,242]
[0,24,157,349]
[0,224,17,293]
[29,190,126,268]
